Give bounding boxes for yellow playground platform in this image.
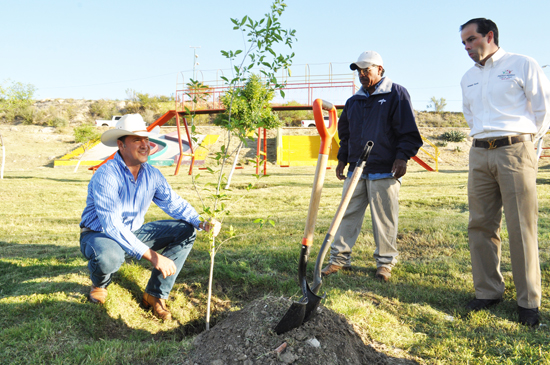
[276,128,340,167]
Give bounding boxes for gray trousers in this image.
[468,141,541,308]
[329,177,400,269]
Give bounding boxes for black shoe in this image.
[465,298,502,311]
[518,306,540,327]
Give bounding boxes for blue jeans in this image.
[80,220,196,300]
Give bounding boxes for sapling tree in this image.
[195,0,296,330]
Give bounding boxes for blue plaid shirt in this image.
[80,152,201,259]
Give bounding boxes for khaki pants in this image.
[329,177,400,269]
[468,141,541,308]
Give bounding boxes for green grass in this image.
[1,164,549,364]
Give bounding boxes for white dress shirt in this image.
[461,48,550,141]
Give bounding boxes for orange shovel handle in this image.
[312,99,338,155]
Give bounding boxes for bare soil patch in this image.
[185,295,417,365]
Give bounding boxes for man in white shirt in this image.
[460,18,550,326]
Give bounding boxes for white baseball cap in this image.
[350,51,384,70]
[101,114,159,147]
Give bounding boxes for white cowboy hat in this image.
[101,114,159,147]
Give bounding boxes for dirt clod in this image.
[185,296,417,364]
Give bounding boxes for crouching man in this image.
[79,114,220,320]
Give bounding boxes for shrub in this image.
[274,101,313,127]
[74,125,100,144]
[442,130,467,142]
[0,80,36,123]
[89,99,117,119]
[47,116,68,128]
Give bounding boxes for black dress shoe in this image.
[518,306,540,327]
[465,298,502,311]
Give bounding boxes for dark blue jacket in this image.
[337,77,422,173]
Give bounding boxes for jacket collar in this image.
[355,77,393,97]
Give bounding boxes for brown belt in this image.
[80,227,94,234]
[472,134,532,149]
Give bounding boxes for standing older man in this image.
[80,114,221,320]
[460,18,550,326]
[321,51,422,281]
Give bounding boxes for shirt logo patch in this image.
[498,69,515,80]
[378,99,386,105]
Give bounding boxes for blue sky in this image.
[2,0,549,112]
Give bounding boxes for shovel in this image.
[275,139,374,334]
[310,140,374,296]
[274,99,338,335]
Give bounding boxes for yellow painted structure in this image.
[276,128,440,171]
[276,128,340,166]
[418,136,440,172]
[54,160,104,167]
[54,135,220,167]
[193,135,220,160]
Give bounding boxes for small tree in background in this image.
[215,74,281,188]
[73,125,101,172]
[0,80,36,123]
[428,96,447,113]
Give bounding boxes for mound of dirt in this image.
[186,296,416,365]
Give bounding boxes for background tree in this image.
[428,96,447,113]
[215,74,281,188]
[0,80,36,123]
[73,125,101,172]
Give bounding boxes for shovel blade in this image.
[274,298,307,335]
[303,288,325,323]
[275,285,324,335]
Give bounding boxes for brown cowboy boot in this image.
[142,292,172,320]
[89,286,108,304]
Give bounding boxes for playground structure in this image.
[58,67,440,173]
[174,67,439,172]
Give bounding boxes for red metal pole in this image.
[263,127,267,175]
[180,115,195,175]
[256,127,261,175]
[174,112,184,176]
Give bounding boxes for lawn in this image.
[0,162,549,364]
